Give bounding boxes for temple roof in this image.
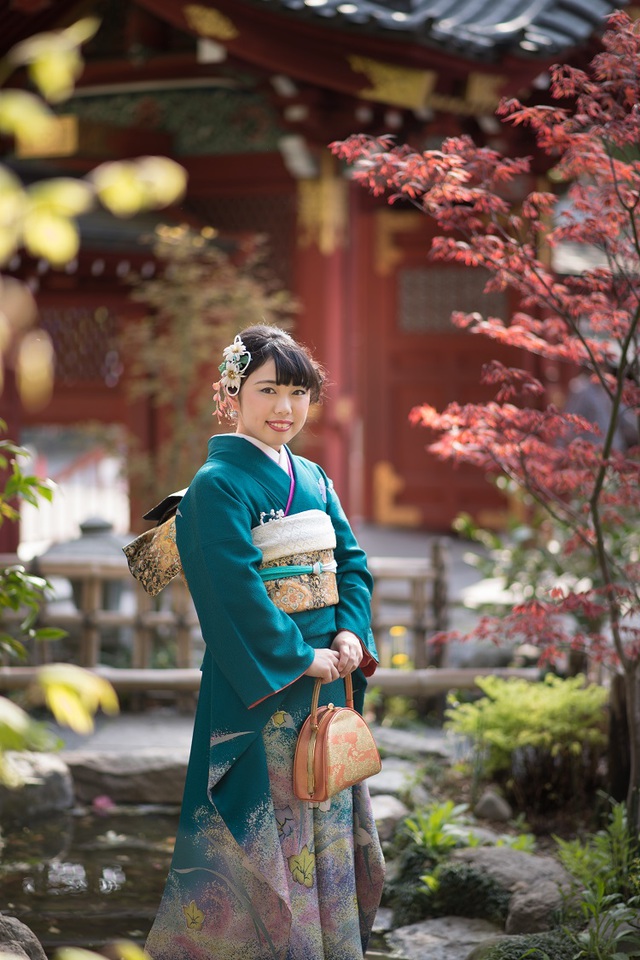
[262,0,628,59]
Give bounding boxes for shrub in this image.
[555,800,638,900]
[472,930,576,960]
[427,862,510,926]
[445,675,608,813]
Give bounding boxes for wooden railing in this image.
[0,544,538,700]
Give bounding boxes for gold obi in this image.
[252,509,339,615]
[122,515,184,597]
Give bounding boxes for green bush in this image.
[427,861,510,925]
[555,800,638,900]
[445,675,608,813]
[471,930,576,960]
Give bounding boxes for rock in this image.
[451,847,573,935]
[0,753,73,821]
[466,936,510,959]
[387,916,503,960]
[62,749,187,804]
[0,916,46,960]
[372,725,451,760]
[370,793,410,841]
[451,846,572,895]
[474,788,513,822]
[466,825,504,846]
[506,879,566,934]
[372,907,394,934]
[369,758,416,798]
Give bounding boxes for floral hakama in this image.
[144,436,384,960]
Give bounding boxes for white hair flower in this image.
[212,334,252,420]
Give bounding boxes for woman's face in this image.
[230,357,311,450]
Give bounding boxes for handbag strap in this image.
[310,673,354,729]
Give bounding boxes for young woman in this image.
[145,325,384,960]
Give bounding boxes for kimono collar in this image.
[230,433,289,474]
[208,435,296,515]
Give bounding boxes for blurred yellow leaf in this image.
[56,950,106,960]
[9,19,100,103]
[0,169,25,262]
[16,330,54,411]
[28,178,93,217]
[37,663,119,734]
[23,209,79,264]
[91,161,148,217]
[111,942,153,960]
[92,157,187,216]
[44,686,94,734]
[62,17,102,47]
[0,695,35,742]
[57,942,149,960]
[29,48,84,103]
[0,228,19,265]
[0,90,56,139]
[135,156,188,206]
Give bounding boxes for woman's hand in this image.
[304,648,341,683]
[331,631,363,678]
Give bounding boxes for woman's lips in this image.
[267,421,293,431]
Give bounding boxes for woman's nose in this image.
[274,394,292,414]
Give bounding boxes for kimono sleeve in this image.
[176,468,315,709]
[322,468,379,675]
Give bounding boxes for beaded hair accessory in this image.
[212,334,252,421]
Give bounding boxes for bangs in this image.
[271,346,321,395]
[239,325,325,402]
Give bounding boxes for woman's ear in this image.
[228,392,240,416]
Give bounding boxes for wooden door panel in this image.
[359,206,522,531]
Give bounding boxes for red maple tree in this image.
[332,11,640,828]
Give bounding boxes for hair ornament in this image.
[212,334,252,421]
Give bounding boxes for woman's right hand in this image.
[304,648,340,683]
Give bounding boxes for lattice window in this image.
[398,267,508,333]
[188,194,296,289]
[40,305,122,387]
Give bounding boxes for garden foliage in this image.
[445,675,608,812]
[332,11,640,828]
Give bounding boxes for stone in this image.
[370,793,410,841]
[387,916,503,960]
[451,846,572,895]
[372,907,394,934]
[368,758,416,798]
[474,788,513,822]
[62,749,187,804]
[466,825,504,846]
[0,753,73,821]
[466,937,511,959]
[0,917,46,960]
[371,725,451,760]
[506,879,566,934]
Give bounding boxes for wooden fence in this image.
[0,543,538,700]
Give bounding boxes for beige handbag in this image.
[293,673,381,802]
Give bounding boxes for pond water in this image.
[1,806,179,956]
[1,806,394,958]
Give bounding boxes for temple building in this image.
[1,0,627,550]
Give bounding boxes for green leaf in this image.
[33,627,68,642]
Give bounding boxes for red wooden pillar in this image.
[293,156,356,514]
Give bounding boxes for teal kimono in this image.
[145,435,384,960]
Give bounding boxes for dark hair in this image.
[237,325,325,402]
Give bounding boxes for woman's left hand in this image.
[331,631,364,677]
